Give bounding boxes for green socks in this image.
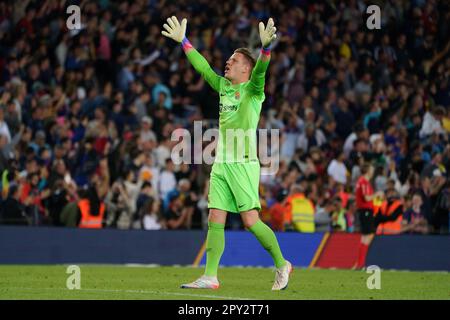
[204,219,286,276]
[204,221,225,277]
[249,220,286,268]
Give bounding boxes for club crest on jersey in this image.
[235,91,240,100]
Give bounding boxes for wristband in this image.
[261,46,271,56]
[181,37,193,51]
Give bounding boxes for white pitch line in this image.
[3,287,254,300]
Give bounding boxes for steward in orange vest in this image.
[374,188,403,235]
[77,187,105,228]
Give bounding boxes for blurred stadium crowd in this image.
[0,0,449,233]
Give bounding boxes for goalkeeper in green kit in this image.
[162,16,292,290]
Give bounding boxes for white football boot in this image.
[272,260,293,290]
[180,275,220,289]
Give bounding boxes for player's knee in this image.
[240,209,260,229]
[208,209,227,224]
[243,221,255,229]
[241,215,259,229]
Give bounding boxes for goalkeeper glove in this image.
[259,18,277,49]
[161,16,187,43]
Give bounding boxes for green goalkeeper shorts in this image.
[208,161,261,213]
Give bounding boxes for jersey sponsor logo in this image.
[219,103,238,113]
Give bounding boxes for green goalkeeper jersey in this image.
[185,49,269,163]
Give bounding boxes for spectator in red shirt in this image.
[268,189,289,232]
[354,163,384,269]
[15,5,35,36]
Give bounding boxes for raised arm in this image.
[161,16,221,92]
[182,38,222,92]
[248,18,277,96]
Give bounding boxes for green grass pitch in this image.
[0,265,448,300]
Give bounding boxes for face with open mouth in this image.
[224,52,251,82]
[224,53,239,80]
[224,65,231,77]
